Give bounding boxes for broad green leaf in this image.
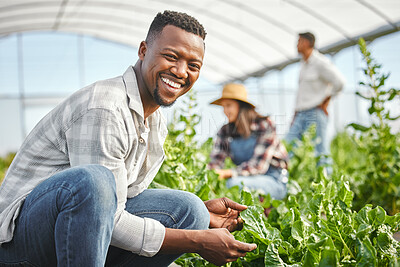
[241,206,269,240]
[264,243,285,267]
[326,208,355,259]
[292,220,305,243]
[355,205,373,225]
[324,181,337,201]
[318,248,340,267]
[375,225,398,257]
[287,195,299,209]
[303,249,319,266]
[194,181,210,201]
[356,238,378,266]
[356,224,373,239]
[309,194,323,215]
[338,181,354,207]
[367,206,386,226]
[240,190,254,206]
[385,213,400,230]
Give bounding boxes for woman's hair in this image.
[234,101,264,138]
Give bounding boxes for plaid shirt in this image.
[0,66,168,257]
[209,117,289,176]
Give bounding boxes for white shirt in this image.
[295,50,345,111]
[0,66,168,257]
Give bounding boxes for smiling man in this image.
[0,11,256,267]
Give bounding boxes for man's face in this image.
[139,25,205,107]
[297,37,310,54]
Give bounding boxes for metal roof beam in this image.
[355,0,399,30]
[232,21,400,83]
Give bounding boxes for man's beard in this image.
[154,87,176,107]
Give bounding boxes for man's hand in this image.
[215,169,232,179]
[204,197,246,232]
[318,96,331,115]
[198,228,256,266]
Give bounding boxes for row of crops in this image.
[0,39,399,266]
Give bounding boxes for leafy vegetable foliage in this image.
[152,88,400,266]
[342,38,400,215]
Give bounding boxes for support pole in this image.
[78,34,85,88]
[17,33,27,139]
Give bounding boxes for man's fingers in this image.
[238,241,257,252]
[233,251,248,258]
[235,217,244,231]
[223,197,248,211]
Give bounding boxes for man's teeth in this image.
[161,77,181,89]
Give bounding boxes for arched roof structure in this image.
[1,0,399,84]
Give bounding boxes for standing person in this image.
[208,83,289,200]
[285,32,345,163]
[0,11,256,267]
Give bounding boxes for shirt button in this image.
[139,138,144,143]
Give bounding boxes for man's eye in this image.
[164,54,176,60]
[189,63,201,70]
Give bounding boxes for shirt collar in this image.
[123,66,145,120]
[301,49,319,64]
[305,49,319,64]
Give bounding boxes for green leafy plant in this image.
[154,88,400,266]
[237,171,400,266]
[284,125,320,198]
[176,171,400,266]
[345,38,400,215]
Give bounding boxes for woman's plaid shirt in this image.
[209,117,289,176]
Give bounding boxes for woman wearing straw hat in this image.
[208,83,289,200]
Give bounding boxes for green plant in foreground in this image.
[346,38,400,215]
[155,89,400,266]
[284,125,320,198]
[177,171,400,266]
[237,171,400,266]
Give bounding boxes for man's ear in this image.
[138,41,147,60]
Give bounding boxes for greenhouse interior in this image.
[0,0,400,266]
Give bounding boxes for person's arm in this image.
[161,228,256,266]
[319,59,346,97]
[160,197,256,266]
[66,108,165,257]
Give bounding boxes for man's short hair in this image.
[299,32,315,48]
[146,10,206,45]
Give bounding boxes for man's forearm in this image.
[159,228,257,266]
[159,228,203,254]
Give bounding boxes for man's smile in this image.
[161,76,182,90]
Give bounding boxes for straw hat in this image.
[210,83,255,108]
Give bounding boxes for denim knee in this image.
[175,191,210,230]
[68,164,117,214]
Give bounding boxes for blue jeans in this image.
[226,167,288,200]
[227,136,288,200]
[285,107,329,164]
[0,165,210,267]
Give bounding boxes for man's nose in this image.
[171,61,188,79]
